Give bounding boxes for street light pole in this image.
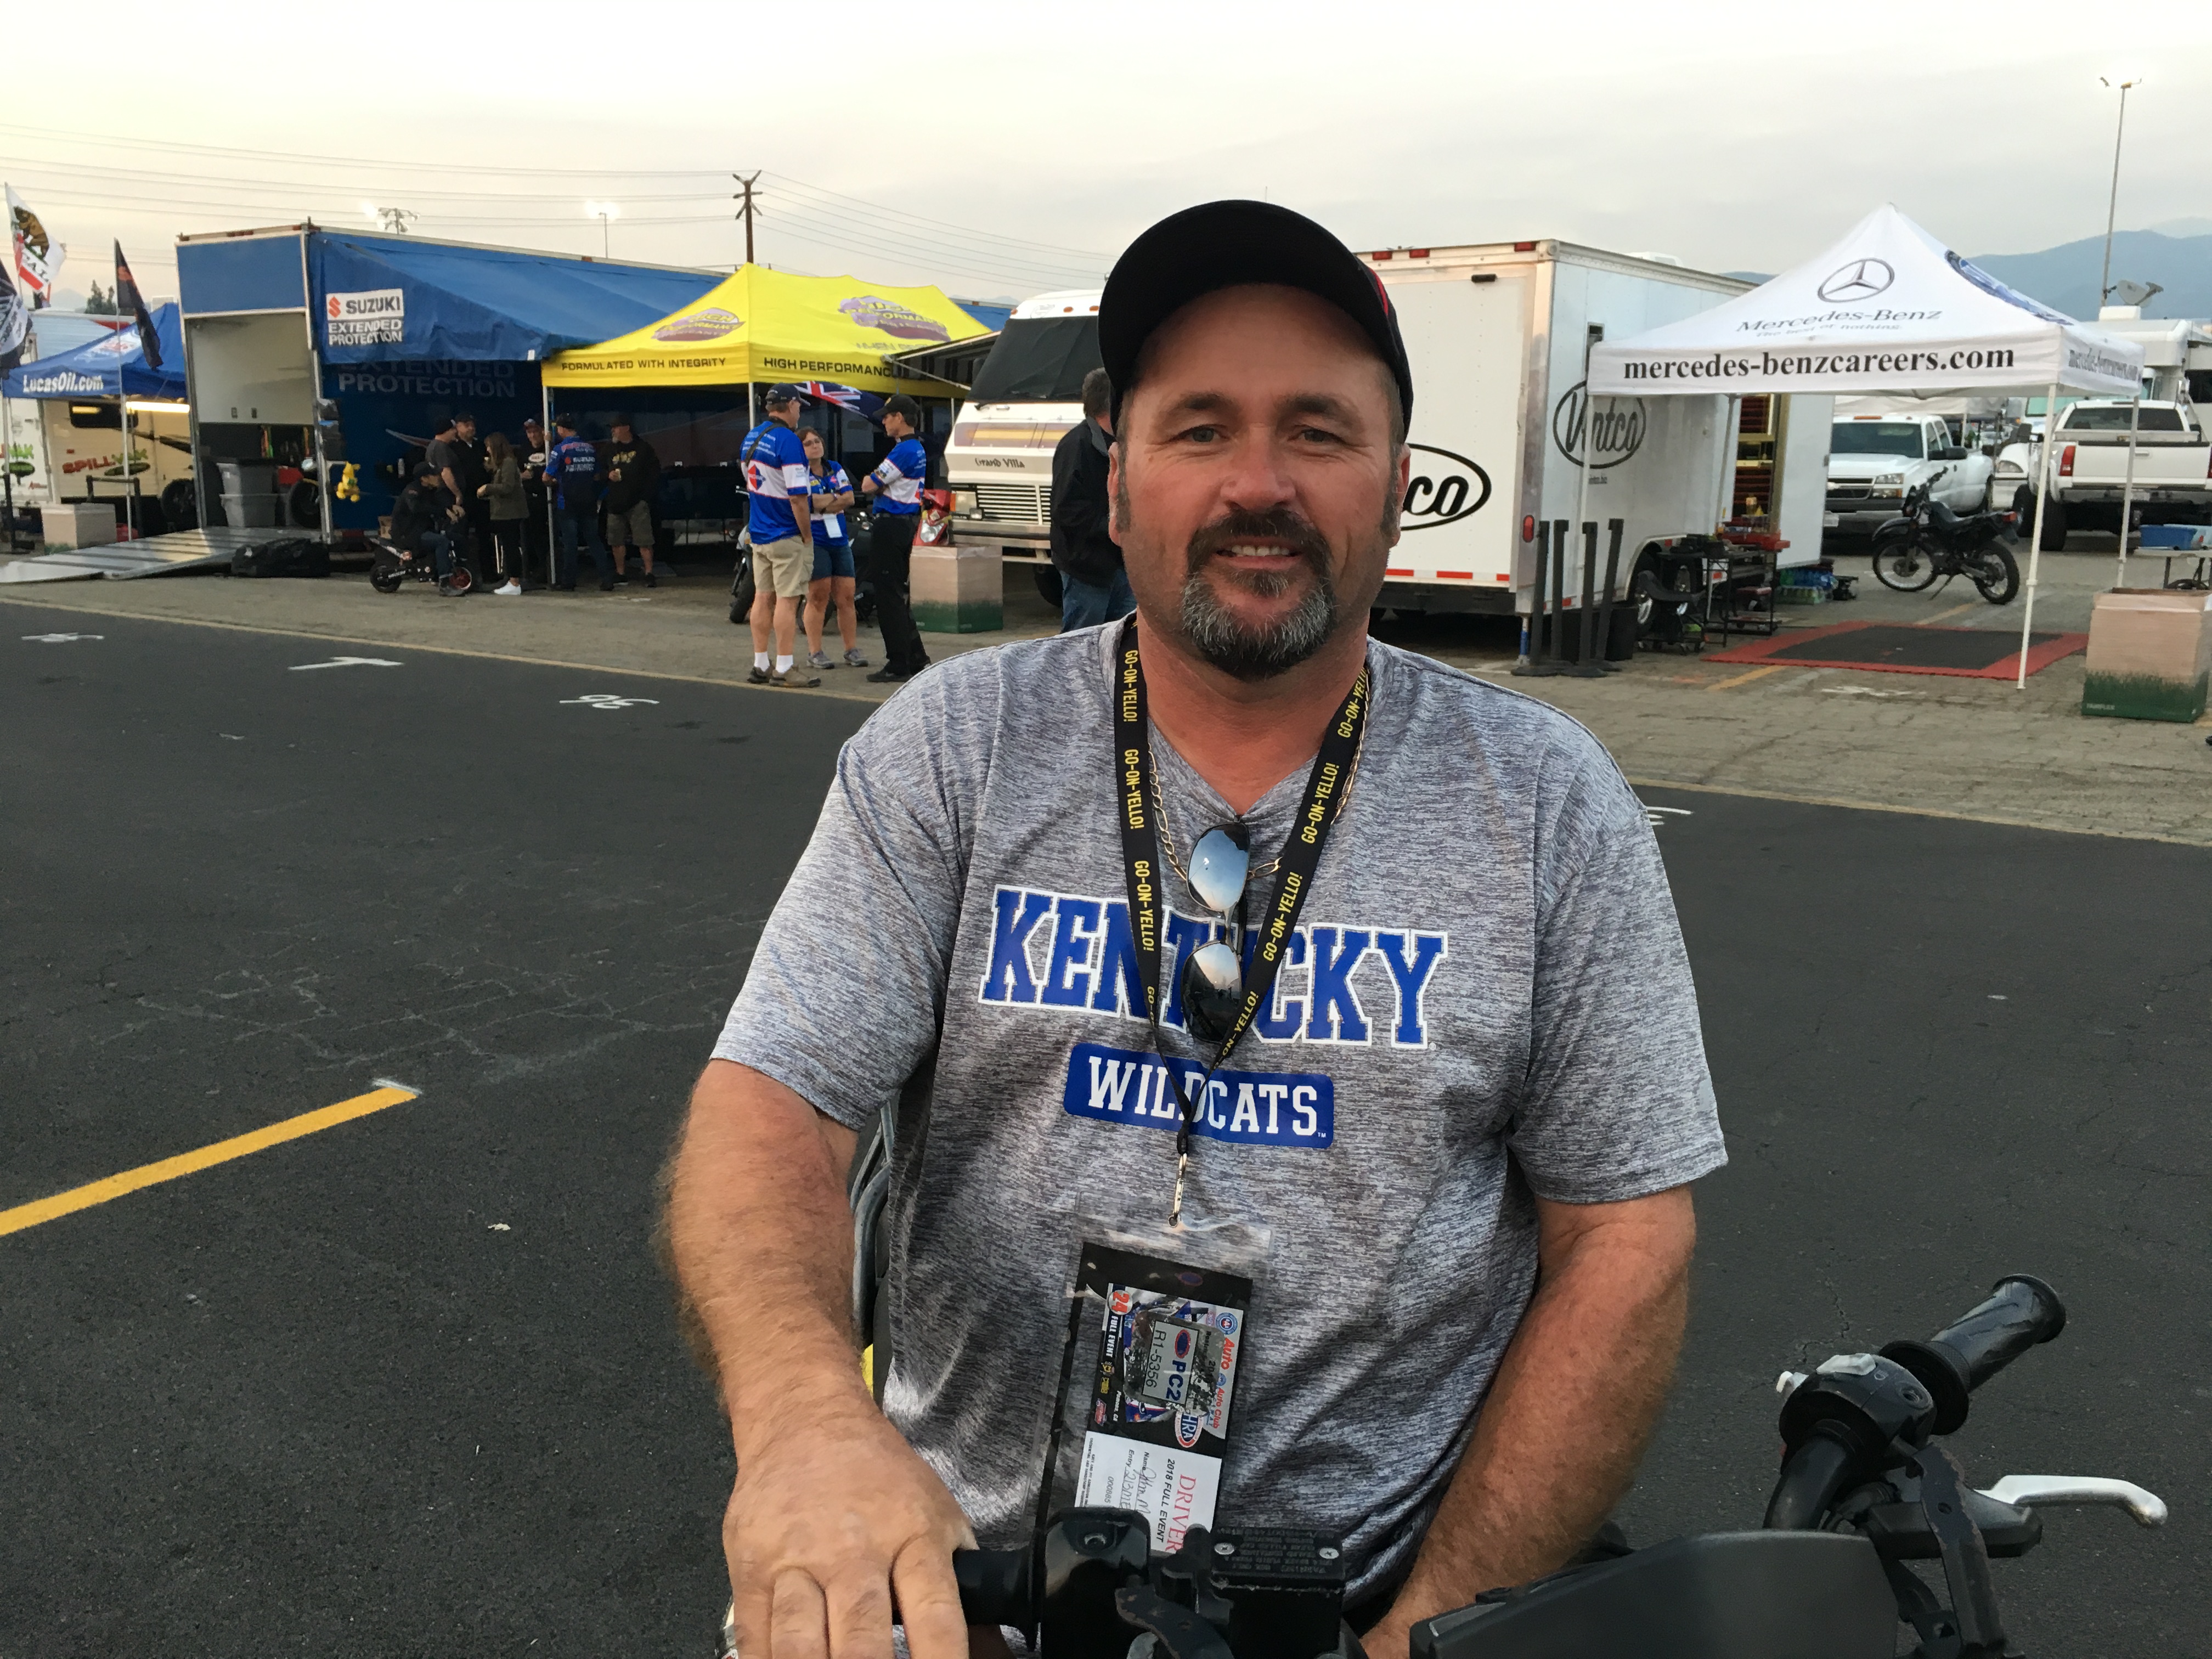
[2098,76,2140,309]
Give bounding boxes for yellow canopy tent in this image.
[540,265,991,393]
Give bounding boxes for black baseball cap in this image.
[764,383,806,407]
[1099,200,1413,427]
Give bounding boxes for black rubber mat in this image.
[1762,624,2055,670]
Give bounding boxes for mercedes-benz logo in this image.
[1818,258,1894,304]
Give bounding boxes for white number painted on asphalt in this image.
[560,692,661,710]
[23,633,103,642]
[290,657,403,671]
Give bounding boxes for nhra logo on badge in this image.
[654,307,743,342]
[1400,444,1492,530]
[839,296,951,342]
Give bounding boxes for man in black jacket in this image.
[603,414,663,588]
[1047,368,1131,630]
[388,464,464,594]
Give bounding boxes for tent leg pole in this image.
[2115,391,2141,590]
[2018,378,2059,689]
[541,380,554,588]
[1571,394,1600,665]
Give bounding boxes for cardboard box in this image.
[40,501,116,550]
[2081,588,2212,722]
[911,545,1003,634]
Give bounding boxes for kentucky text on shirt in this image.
[979,884,1449,1048]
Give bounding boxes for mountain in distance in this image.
[1711,228,2212,320]
[1968,229,2212,321]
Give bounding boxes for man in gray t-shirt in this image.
[667,201,1724,1659]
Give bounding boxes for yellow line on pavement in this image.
[0,1084,419,1238]
[1706,664,1787,691]
[1917,600,1983,627]
[0,595,885,705]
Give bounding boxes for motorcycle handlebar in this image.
[952,1547,1031,1628]
[1883,1275,2066,1434]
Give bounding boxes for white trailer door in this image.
[1382,271,1527,594]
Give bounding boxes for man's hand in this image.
[725,1405,974,1659]
[668,1060,972,1659]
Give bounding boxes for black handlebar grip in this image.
[1882,1275,2066,1434]
[952,1547,1031,1629]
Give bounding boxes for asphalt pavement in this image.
[3,602,2203,1657]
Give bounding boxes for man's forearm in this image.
[665,1059,865,1459]
[1378,1188,1695,1640]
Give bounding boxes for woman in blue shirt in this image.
[801,428,865,669]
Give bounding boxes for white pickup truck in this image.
[1825,414,1995,534]
[1995,398,2212,549]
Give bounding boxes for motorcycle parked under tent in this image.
[1586,204,2147,687]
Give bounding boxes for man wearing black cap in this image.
[743,386,819,687]
[669,202,1721,1659]
[857,393,930,682]
[603,414,663,588]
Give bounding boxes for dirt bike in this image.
[716,1274,2164,1659]
[1869,470,2021,605]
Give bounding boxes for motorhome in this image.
[942,289,1100,597]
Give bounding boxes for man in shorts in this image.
[603,415,663,588]
[743,386,819,688]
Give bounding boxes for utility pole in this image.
[733,172,762,266]
[2098,76,2140,309]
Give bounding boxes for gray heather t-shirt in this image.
[715,626,1723,1596]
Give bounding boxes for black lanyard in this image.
[1112,617,1368,1205]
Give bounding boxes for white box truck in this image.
[1368,239,1829,620]
[945,247,1830,623]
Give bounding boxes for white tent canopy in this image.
[1585,205,2147,685]
[1587,205,2142,399]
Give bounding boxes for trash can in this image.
[2081,588,2212,722]
[217,461,278,497]
[220,493,287,529]
[911,544,1003,634]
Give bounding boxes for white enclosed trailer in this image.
[1368,239,1831,619]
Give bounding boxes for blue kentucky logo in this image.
[979,886,1447,1049]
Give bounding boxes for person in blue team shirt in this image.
[545,414,609,592]
[858,393,931,682]
[799,427,866,671]
[742,386,819,688]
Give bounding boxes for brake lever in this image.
[1979,1475,2168,1527]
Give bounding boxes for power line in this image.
[0,121,1109,264]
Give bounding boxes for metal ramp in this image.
[0,527,265,585]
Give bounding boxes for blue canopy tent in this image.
[177,226,719,532]
[3,303,185,400]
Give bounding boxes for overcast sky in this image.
[8,0,2211,306]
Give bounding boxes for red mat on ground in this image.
[1702,621,2089,679]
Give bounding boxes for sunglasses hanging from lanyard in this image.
[1111,616,1369,1223]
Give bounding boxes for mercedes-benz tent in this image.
[176,225,719,533]
[1589,205,2146,684]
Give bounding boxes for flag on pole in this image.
[801,381,885,419]
[0,255,27,374]
[114,241,162,370]
[7,185,61,306]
